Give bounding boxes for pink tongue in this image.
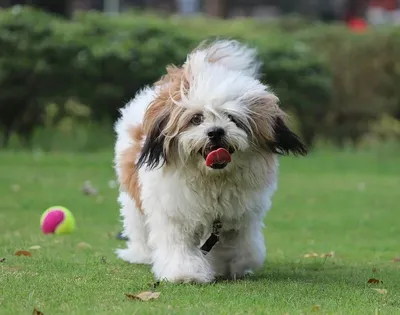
[206,148,231,167]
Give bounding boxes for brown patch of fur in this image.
[246,94,306,155]
[247,94,284,146]
[143,65,186,134]
[120,125,144,213]
[142,65,197,159]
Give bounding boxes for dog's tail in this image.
[186,39,262,79]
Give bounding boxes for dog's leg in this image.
[228,215,266,279]
[116,192,151,264]
[147,214,214,283]
[206,229,238,278]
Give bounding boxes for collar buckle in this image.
[200,218,222,255]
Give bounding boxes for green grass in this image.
[1,149,399,315]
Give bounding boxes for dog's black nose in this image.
[207,127,225,140]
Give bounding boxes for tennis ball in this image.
[40,206,75,235]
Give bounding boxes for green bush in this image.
[0,7,91,146]
[295,25,400,145]
[0,6,332,149]
[5,6,399,150]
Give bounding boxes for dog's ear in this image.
[136,113,169,170]
[268,116,307,156]
[245,92,308,156]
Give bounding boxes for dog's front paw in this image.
[160,269,214,284]
[229,265,253,280]
[116,245,151,264]
[229,256,263,280]
[153,255,214,284]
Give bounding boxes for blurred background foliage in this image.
[0,6,399,152]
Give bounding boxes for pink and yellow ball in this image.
[40,206,75,235]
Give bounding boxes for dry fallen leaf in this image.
[15,250,32,257]
[32,308,44,315]
[125,291,161,301]
[76,242,91,250]
[372,288,387,295]
[304,252,319,258]
[320,251,335,258]
[312,304,321,312]
[29,245,41,250]
[367,278,382,284]
[0,257,5,262]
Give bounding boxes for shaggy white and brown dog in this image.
[114,40,307,283]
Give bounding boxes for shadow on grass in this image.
[112,248,396,291]
[212,260,387,289]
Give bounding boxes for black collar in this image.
[200,219,222,254]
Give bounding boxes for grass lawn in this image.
[1,149,399,315]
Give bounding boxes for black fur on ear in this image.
[269,117,308,156]
[136,114,169,170]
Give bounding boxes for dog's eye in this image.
[227,114,236,123]
[191,114,204,125]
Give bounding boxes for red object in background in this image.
[347,17,368,32]
[369,0,398,11]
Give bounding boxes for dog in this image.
[114,40,307,283]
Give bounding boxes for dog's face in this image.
[137,42,307,172]
[177,101,251,170]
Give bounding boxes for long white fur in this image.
[114,40,280,283]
